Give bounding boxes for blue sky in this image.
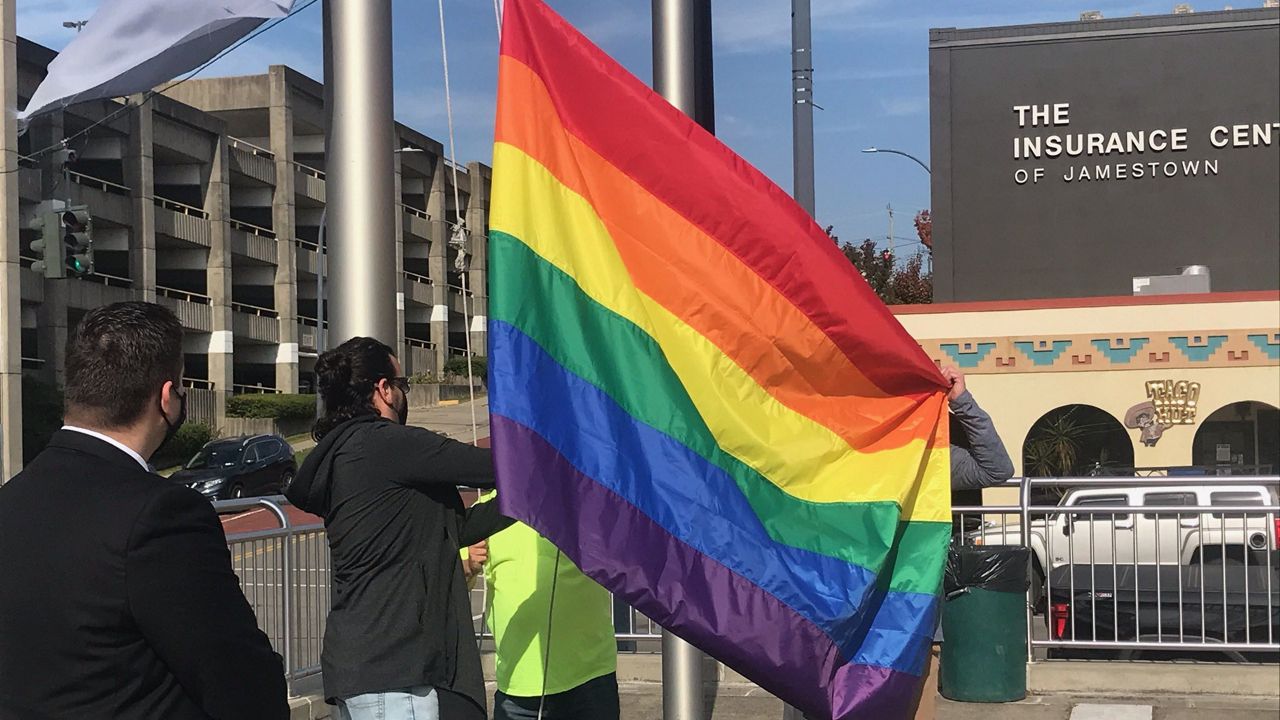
[20,0,1218,247]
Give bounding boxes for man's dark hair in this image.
[313,337,398,441]
[64,302,184,429]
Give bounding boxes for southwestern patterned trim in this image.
[924,330,1280,374]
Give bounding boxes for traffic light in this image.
[29,204,93,279]
[61,206,93,277]
[29,210,65,279]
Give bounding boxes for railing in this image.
[184,387,218,427]
[232,384,281,395]
[218,497,327,692]
[958,475,1280,662]
[231,301,280,319]
[228,136,275,159]
[217,495,660,692]
[297,315,329,329]
[21,357,46,370]
[401,204,430,220]
[67,170,131,195]
[443,157,469,175]
[1124,465,1277,477]
[182,377,215,390]
[154,196,209,219]
[294,238,320,253]
[217,476,1276,698]
[405,336,435,349]
[468,570,663,652]
[292,161,326,180]
[404,270,432,285]
[157,286,211,305]
[80,271,133,288]
[230,218,278,239]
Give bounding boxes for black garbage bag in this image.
[944,545,1030,598]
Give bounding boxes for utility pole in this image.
[652,4,712,717]
[791,0,815,217]
[0,0,22,481]
[887,203,895,255]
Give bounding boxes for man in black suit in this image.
[0,302,288,719]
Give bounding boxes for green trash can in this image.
[939,545,1029,703]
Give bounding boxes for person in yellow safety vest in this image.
[470,492,619,720]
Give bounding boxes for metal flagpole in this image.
[652,2,711,718]
[323,0,398,346]
[791,0,815,217]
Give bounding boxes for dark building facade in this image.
[929,8,1280,302]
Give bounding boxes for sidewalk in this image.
[283,397,490,457]
[291,683,1279,720]
[406,397,490,441]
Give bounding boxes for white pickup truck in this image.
[967,484,1280,604]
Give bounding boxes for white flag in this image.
[20,0,295,120]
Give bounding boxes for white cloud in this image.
[879,96,927,117]
[574,3,648,45]
[824,66,927,82]
[397,89,495,130]
[199,42,322,80]
[713,0,878,53]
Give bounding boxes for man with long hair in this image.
[285,337,510,720]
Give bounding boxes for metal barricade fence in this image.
[955,476,1279,662]
[468,567,665,652]
[217,497,329,692]
[219,477,1278,689]
[218,496,663,693]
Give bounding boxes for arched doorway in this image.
[1023,405,1134,505]
[1023,404,1135,477]
[1192,401,1279,475]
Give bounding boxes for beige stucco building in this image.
[895,291,1280,501]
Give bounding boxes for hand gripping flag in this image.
[21,0,294,120]
[488,1,952,717]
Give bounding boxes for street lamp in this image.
[862,146,931,174]
[62,20,88,32]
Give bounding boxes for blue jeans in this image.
[336,686,439,720]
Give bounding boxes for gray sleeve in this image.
[949,390,1015,491]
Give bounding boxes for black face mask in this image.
[153,390,188,460]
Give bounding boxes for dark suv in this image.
[171,435,296,500]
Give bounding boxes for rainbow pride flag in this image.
[489,1,951,717]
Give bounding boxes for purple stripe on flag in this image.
[492,414,925,720]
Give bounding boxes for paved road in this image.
[407,397,490,442]
[218,398,491,536]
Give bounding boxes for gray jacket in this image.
[948,390,1015,490]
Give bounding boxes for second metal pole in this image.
[785,10,813,714]
[324,0,398,346]
[791,0,815,217]
[653,2,712,719]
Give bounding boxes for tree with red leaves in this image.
[828,222,933,305]
[914,210,932,250]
